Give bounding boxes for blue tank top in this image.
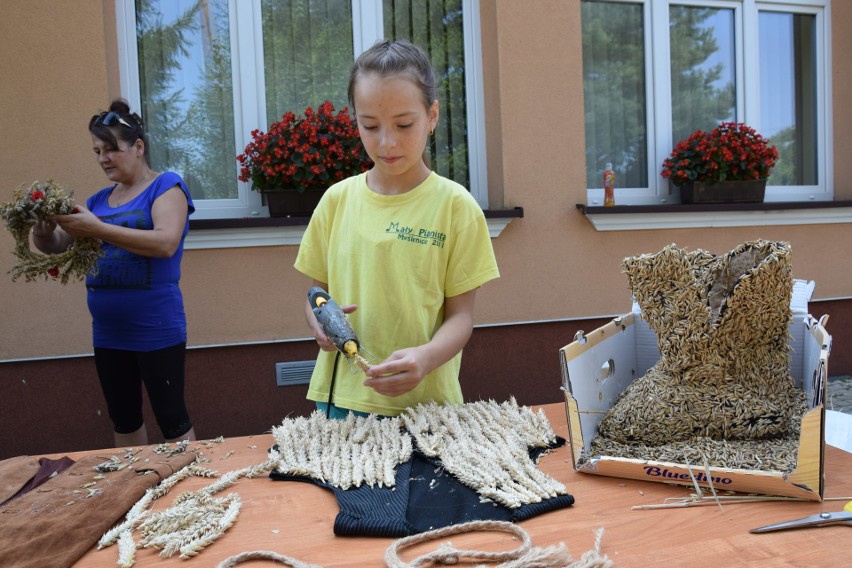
[86,172,194,351]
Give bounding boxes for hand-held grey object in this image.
[309,286,359,355]
[308,286,373,372]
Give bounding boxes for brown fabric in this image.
[0,456,40,505]
[2,456,76,506]
[0,447,196,568]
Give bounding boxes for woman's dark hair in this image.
[88,99,150,163]
[347,39,437,112]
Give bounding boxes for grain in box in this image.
[560,280,830,500]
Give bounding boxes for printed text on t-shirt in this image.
[385,221,446,248]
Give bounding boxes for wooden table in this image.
[70,404,852,567]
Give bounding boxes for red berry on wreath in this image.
[47,266,60,278]
[72,207,80,213]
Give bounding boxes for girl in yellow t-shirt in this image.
[295,39,499,418]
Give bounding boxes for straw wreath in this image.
[0,180,100,284]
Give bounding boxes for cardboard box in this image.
[560,280,831,500]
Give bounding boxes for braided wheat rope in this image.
[214,522,612,568]
[216,550,322,568]
[385,520,612,568]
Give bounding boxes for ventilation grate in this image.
[275,360,315,386]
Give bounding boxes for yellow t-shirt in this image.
[294,172,500,415]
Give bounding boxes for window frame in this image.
[114,0,488,220]
[584,0,832,206]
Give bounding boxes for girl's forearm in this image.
[420,291,476,374]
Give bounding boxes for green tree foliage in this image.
[769,127,797,186]
[769,125,817,186]
[669,6,735,144]
[137,0,238,199]
[582,1,648,188]
[582,2,735,189]
[136,0,199,175]
[261,0,354,118]
[182,1,237,199]
[136,0,471,200]
[385,0,468,187]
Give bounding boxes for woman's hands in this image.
[52,186,187,258]
[52,204,101,239]
[31,213,74,254]
[32,217,57,238]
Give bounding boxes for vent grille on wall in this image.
[275,360,315,386]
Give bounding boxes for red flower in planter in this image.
[30,190,44,201]
[661,122,779,187]
[237,101,373,194]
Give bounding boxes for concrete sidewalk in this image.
[828,375,852,414]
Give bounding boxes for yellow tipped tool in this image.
[308,286,373,372]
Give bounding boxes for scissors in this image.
[751,501,852,533]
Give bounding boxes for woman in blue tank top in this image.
[31,99,196,447]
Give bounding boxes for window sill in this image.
[185,207,524,250]
[577,201,852,231]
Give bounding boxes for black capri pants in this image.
[94,343,192,440]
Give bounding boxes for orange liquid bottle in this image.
[603,163,615,206]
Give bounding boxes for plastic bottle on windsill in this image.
[603,163,616,206]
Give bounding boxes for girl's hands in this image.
[363,346,431,397]
[363,289,477,398]
[315,304,358,351]
[305,286,358,352]
[305,286,476,399]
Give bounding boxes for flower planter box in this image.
[262,188,324,218]
[663,123,778,202]
[237,101,371,211]
[680,179,766,204]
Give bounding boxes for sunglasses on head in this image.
[96,111,133,129]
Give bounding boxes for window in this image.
[582,0,831,205]
[116,0,487,219]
